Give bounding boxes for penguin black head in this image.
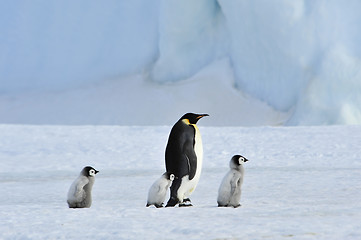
[168,173,175,181]
[81,166,99,177]
[230,155,248,169]
[164,172,175,181]
[180,113,209,124]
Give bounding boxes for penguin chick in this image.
[217,155,248,208]
[67,166,99,208]
[146,172,175,208]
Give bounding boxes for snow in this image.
[151,0,228,83]
[1,124,361,239]
[1,2,361,238]
[1,1,361,125]
[0,0,159,92]
[217,0,361,122]
[288,46,361,125]
[0,59,287,126]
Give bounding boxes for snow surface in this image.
[1,1,361,125]
[1,124,361,239]
[0,59,287,126]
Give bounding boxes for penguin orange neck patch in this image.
[182,119,190,125]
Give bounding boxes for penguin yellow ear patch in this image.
[182,119,190,125]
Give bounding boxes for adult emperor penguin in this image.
[67,166,99,208]
[146,172,175,208]
[217,155,248,208]
[165,113,208,207]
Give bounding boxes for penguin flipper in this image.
[74,177,89,200]
[230,172,242,195]
[183,139,197,180]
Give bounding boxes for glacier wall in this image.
[150,0,228,83]
[218,0,361,124]
[0,0,160,92]
[1,0,361,125]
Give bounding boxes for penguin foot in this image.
[179,198,192,207]
[146,203,164,208]
[217,203,241,208]
[179,203,193,207]
[165,197,179,207]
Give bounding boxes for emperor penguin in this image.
[165,113,208,207]
[67,166,99,208]
[146,172,175,208]
[217,155,248,208]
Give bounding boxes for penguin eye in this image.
[89,169,95,176]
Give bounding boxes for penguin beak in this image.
[196,114,209,119]
[95,170,99,174]
[244,159,249,162]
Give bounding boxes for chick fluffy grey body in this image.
[67,166,98,208]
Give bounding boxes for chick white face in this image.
[89,169,97,177]
[169,174,175,181]
[238,156,248,165]
[230,155,248,169]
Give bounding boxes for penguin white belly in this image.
[217,169,243,207]
[177,125,203,200]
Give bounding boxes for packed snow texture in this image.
[0,59,287,126]
[1,1,361,125]
[1,125,361,239]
